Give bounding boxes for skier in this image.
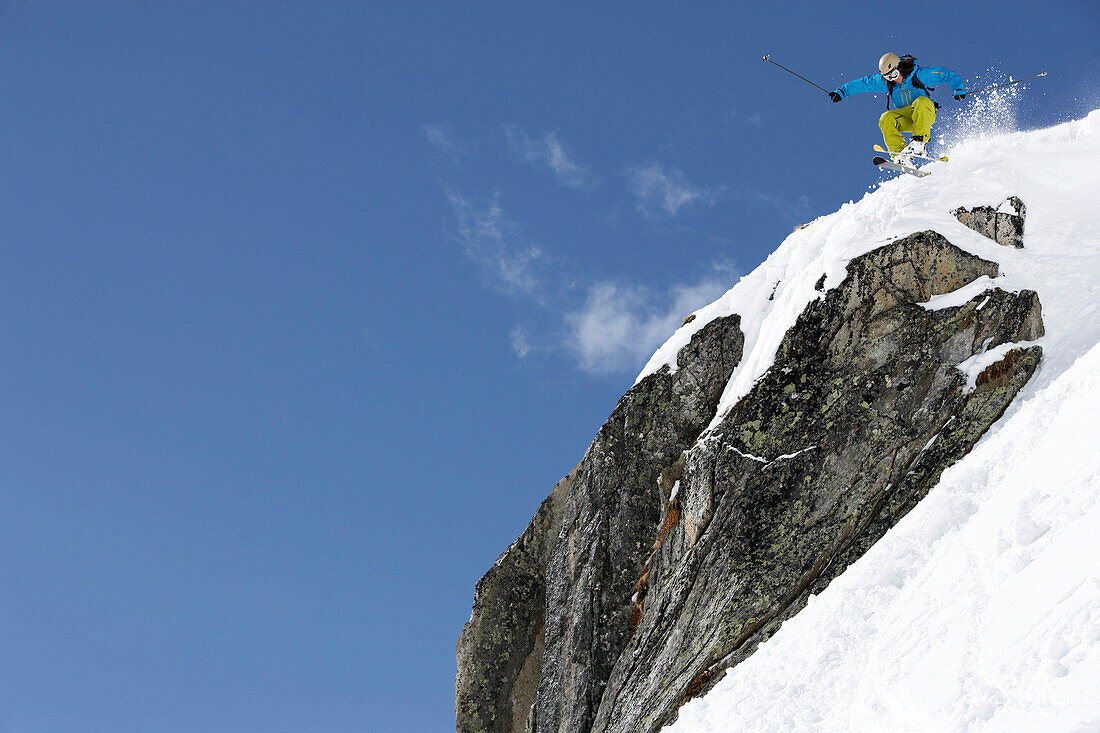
[829,53,965,167]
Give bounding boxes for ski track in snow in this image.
[640,110,1100,731]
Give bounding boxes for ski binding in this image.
[873,155,931,177]
[873,144,948,162]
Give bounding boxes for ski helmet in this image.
[879,52,901,75]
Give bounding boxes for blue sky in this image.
[0,2,1095,731]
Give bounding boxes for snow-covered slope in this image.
[646,111,1100,731]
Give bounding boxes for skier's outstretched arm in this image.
[830,73,889,102]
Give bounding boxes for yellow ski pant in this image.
[879,96,936,152]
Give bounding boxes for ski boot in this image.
[895,136,927,167]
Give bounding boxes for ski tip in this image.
[872,156,889,165]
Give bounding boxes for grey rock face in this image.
[458,225,1044,733]
[591,230,1043,732]
[954,196,1027,248]
[456,467,574,733]
[456,315,745,733]
[535,315,745,733]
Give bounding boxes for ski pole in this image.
[963,71,1048,98]
[762,54,831,96]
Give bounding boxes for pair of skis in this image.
[872,145,948,178]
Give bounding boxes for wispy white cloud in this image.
[423,124,468,166]
[510,326,532,358]
[564,264,736,374]
[446,189,544,296]
[441,171,736,375]
[627,163,715,218]
[506,128,595,189]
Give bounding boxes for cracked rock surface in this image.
[457,315,744,732]
[593,231,1042,732]
[458,228,1043,733]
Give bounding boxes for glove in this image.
[829,91,842,103]
[954,93,966,100]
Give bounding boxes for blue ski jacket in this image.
[833,64,965,109]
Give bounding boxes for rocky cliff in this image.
[457,314,745,731]
[457,204,1044,732]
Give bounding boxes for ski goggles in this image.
[882,68,901,81]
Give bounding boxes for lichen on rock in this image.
[590,231,1043,732]
[458,229,1044,733]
